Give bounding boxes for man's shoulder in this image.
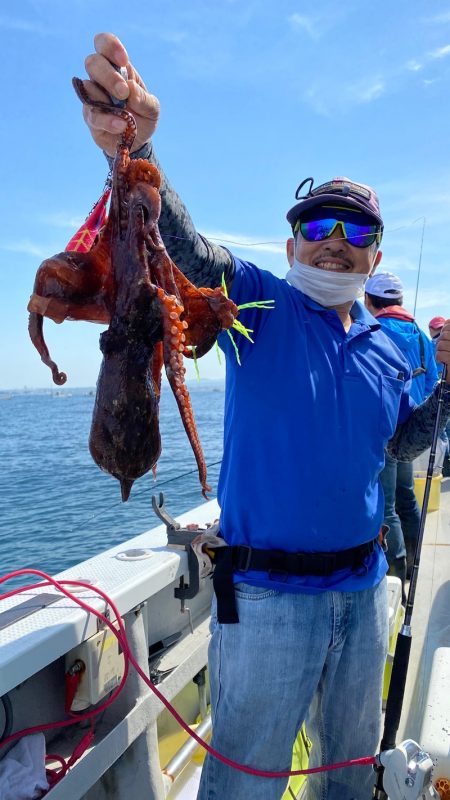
[378,316,421,344]
[371,326,412,371]
[378,315,413,330]
[230,257,288,301]
[232,257,281,284]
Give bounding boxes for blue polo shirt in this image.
[217,259,416,593]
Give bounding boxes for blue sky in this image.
[2,0,450,389]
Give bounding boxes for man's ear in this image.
[286,237,295,266]
[369,248,382,276]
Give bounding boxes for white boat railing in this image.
[0,498,219,799]
[1,482,450,799]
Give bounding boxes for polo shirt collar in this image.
[351,299,381,330]
[296,288,381,332]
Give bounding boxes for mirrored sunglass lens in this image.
[299,220,334,241]
[299,219,378,247]
[345,223,377,247]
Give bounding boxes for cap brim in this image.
[286,193,383,227]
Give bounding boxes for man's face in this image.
[286,206,382,276]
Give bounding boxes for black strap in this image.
[212,539,378,624]
[212,547,239,624]
[234,539,377,576]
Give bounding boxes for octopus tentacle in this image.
[145,235,180,298]
[28,312,67,385]
[151,340,164,399]
[149,252,238,349]
[157,288,211,498]
[150,341,164,479]
[72,78,137,151]
[182,336,218,359]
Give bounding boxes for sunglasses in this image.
[294,212,382,249]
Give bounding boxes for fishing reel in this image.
[377,740,439,799]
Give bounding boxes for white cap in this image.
[365,271,404,299]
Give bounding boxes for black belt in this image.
[212,539,378,624]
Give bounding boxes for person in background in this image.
[428,316,446,368]
[77,33,450,800]
[365,273,438,593]
[428,316,450,475]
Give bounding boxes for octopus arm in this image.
[182,336,218,359]
[151,341,164,399]
[28,293,110,324]
[158,288,211,498]
[28,312,67,385]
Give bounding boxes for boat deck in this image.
[1,479,449,798]
[399,475,450,743]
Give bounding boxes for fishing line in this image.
[28,207,429,564]
[30,208,428,566]
[412,216,426,317]
[62,458,223,539]
[160,216,426,249]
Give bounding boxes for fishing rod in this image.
[373,365,448,799]
[412,217,426,318]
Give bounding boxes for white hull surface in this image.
[398,479,450,789]
[0,483,449,799]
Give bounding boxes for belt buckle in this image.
[236,545,252,572]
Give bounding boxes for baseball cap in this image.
[428,316,446,330]
[287,176,383,229]
[364,272,403,298]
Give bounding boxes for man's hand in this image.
[80,32,160,156]
[436,319,450,382]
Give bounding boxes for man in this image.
[429,315,446,355]
[429,315,446,377]
[364,273,438,593]
[79,33,450,800]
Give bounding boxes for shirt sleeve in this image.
[387,381,450,460]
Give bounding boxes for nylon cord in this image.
[161,216,426,248]
[63,458,223,538]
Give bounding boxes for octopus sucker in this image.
[27,79,239,499]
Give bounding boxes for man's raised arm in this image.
[80,32,234,289]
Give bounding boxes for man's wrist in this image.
[130,140,153,160]
[103,140,153,170]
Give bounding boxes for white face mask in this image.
[285,257,368,308]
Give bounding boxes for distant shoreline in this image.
[0,378,226,396]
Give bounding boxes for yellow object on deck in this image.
[383,578,405,707]
[282,726,311,800]
[413,473,442,511]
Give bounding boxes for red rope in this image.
[0,569,377,779]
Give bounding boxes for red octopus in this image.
[28,78,238,500]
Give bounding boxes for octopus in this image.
[27,78,238,501]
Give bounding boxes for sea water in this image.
[0,382,224,578]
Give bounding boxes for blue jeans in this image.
[379,452,420,564]
[197,579,388,800]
